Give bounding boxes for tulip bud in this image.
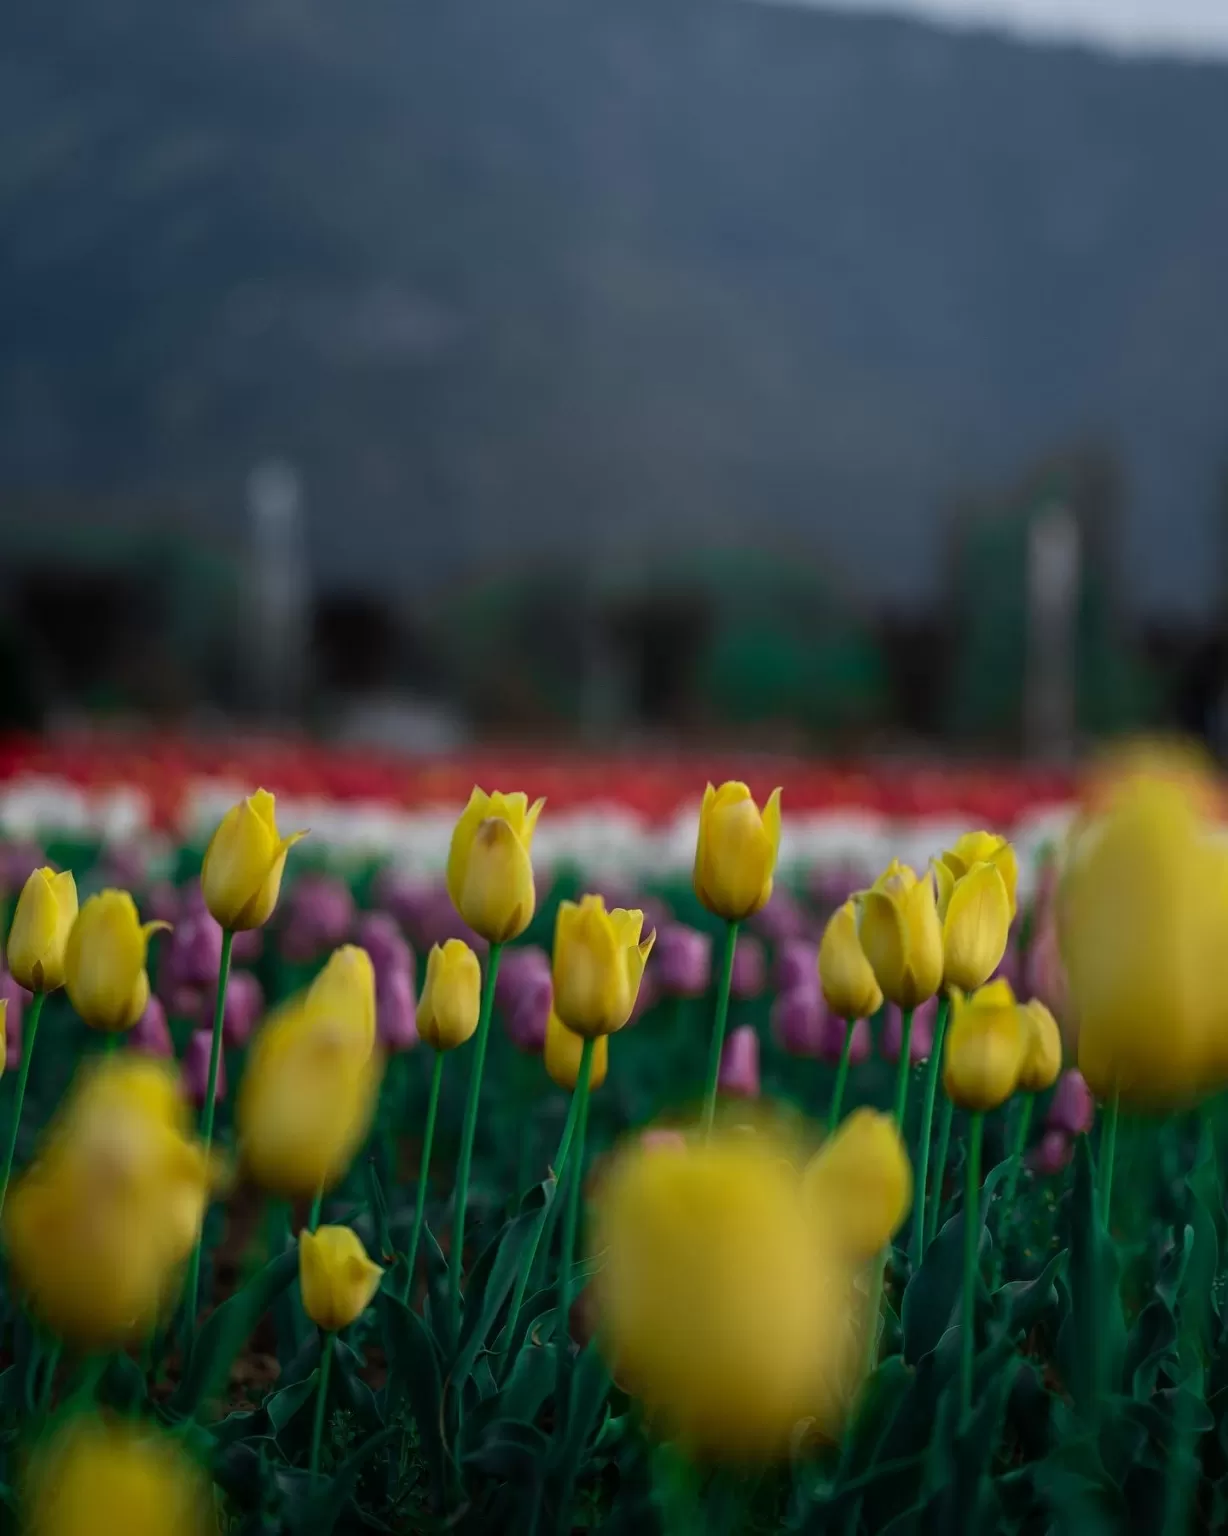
[184,1029,226,1107]
[552,896,655,1039]
[1046,1069,1095,1137]
[298,1225,383,1332]
[1028,1128,1073,1176]
[7,867,78,993]
[932,858,1012,993]
[718,1025,760,1098]
[445,787,544,944]
[494,945,551,1014]
[803,1108,912,1262]
[417,939,482,1051]
[942,979,1026,1111]
[504,969,552,1053]
[65,891,169,1034]
[129,993,173,1058]
[200,789,307,931]
[1017,998,1062,1093]
[693,782,782,922]
[652,924,712,999]
[937,831,1019,920]
[818,902,883,1022]
[544,1009,608,1092]
[305,945,376,1061]
[377,966,419,1052]
[857,862,943,1011]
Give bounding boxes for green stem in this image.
[961,1111,984,1421]
[863,1249,887,1379]
[449,942,501,1340]
[307,1186,323,1233]
[501,1087,584,1372]
[39,1342,60,1411]
[182,930,233,1340]
[0,990,45,1217]
[403,1051,445,1303]
[826,1017,857,1134]
[892,1008,914,1129]
[910,997,948,1268]
[1002,1094,1034,1212]
[1098,1087,1119,1229]
[309,1331,335,1489]
[927,1095,955,1246]
[554,1037,594,1425]
[701,922,739,1134]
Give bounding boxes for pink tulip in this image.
[185,1028,226,1106]
[730,935,767,1000]
[129,994,174,1058]
[1028,1128,1073,1176]
[880,996,938,1064]
[1046,1070,1094,1137]
[718,1025,760,1099]
[771,983,827,1058]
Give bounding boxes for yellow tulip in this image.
[544,1009,609,1092]
[305,944,376,1060]
[818,901,883,1020]
[856,862,943,1010]
[64,891,169,1034]
[552,895,655,1039]
[416,940,482,1051]
[592,1127,856,1460]
[931,858,1011,992]
[1061,775,1228,1107]
[693,782,782,922]
[938,831,1019,920]
[942,980,1026,1111]
[5,1057,216,1347]
[24,1414,214,1536]
[1018,999,1062,1093]
[298,1225,383,1332]
[237,1003,382,1199]
[802,1109,912,1263]
[7,867,78,992]
[446,788,544,944]
[200,788,307,931]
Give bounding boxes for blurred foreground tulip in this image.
[717,1024,760,1098]
[7,867,77,993]
[692,782,782,922]
[299,1225,383,1331]
[24,1414,214,1536]
[943,980,1026,1112]
[819,901,883,1022]
[803,1108,912,1263]
[552,896,654,1039]
[857,862,942,1011]
[592,1127,857,1460]
[446,787,544,944]
[932,856,1012,992]
[545,1009,608,1092]
[305,944,377,1060]
[65,891,168,1034]
[417,939,481,1051]
[201,790,306,931]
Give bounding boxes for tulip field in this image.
[0,737,1226,1535]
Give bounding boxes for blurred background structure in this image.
[3,0,1228,755]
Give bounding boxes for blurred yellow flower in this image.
[802,1109,912,1263]
[299,1225,383,1332]
[552,896,655,1039]
[1061,774,1228,1107]
[7,867,77,993]
[943,980,1026,1112]
[932,858,1011,993]
[237,1002,382,1199]
[305,944,376,1060]
[937,831,1019,920]
[201,788,307,931]
[446,787,544,944]
[818,901,883,1021]
[544,1008,608,1092]
[592,1127,856,1460]
[1017,999,1062,1093]
[24,1414,214,1536]
[693,782,782,922]
[416,939,482,1051]
[857,862,942,1010]
[4,1057,216,1347]
[64,892,167,1035]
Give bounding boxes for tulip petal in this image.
[445,787,491,913]
[941,862,1010,992]
[857,890,908,1004]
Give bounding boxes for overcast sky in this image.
[767,0,1228,58]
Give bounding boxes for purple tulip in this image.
[2,972,26,1070]
[378,965,419,1051]
[217,970,265,1048]
[0,842,43,895]
[143,880,183,929]
[372,870,437,933]
[185,1028,226,1106]
[96,842,150,890]
[165,909,224,992]
[494,946,551,1016]
[1046,1070,1094,1137]
[880,996,938,1065]
[731,935,767,1000]
[1028,1128,1073,1176]
[993,933,1023,991]
[771,983,828,1058]
[505,969,552,1052]
[1026,913,1068,1022]
[750,889,808,945]
[281,874,355,963]
[231,927,265,965]
[356,911,415,991]
[823,1012,872,1067]
[718,1025,760,1099]
[772,939,818,995]
[652,924,712,999]
[129,993,174,1059]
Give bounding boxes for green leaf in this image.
[379,1290,448,1506]
[453,1208,542,1384]
[422,1224,453,1357]
[172,1245,300,1417]
[1057,1135,1125,1411]
[995,1248,1066,1339]
[552,1341,611,1483]
[464,1418,551,1482]
[838,1353,912,1481]
[99,1351,148,1413]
